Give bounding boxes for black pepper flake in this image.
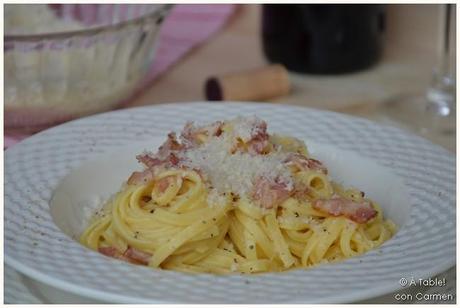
[230,192,240,202]
[360,191,365,197]
[233,258,238,263]
[294,212,299,218]
[212,218,217,221]
[249,267,253,271]
[249,245,254,250]
[323,228,327,232]
[210,233,214,237]
[150,209,155,213]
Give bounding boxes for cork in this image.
[205,64,290,101]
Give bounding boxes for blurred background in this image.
[4,4,456,152]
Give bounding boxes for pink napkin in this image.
[4,4,236,149]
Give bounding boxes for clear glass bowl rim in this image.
[4,4,173,42]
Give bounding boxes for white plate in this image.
[5,102,456,303]
[5,264,456,304]
[4,265,101,304]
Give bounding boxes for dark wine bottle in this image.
[262,4,386,74]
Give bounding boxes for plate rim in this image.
[4,253,456,304]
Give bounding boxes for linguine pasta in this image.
[81,117,396,274]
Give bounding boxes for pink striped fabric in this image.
[146,5,236,83]
[4,4,236,149]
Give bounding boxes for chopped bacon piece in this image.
[292,183,312,200]
[168,153,180,166]
[252,176,293,209]
[98,247,132,263]
[180,121,224,147]
[284,153,328,174]
[127,169,155,185]
[131,135,184,184]
[137,152,181,168]
[155,176,174,193]
[158,132,183,157]
[123,247,152,265]
[136,133,183,170]
[207,121,225,137]
[242,119,270,155]
[214,124,223,137]
[312,195,377,224]
[98,246,119,257]
[247,138,269,155]
[136,154,162,168]
[98,246,151,265]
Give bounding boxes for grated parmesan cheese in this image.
[178,117,293,198]
[206,188,228,207]
[229,116,264,142]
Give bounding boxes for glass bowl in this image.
[4,4,172,133]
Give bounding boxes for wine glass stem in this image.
[426,4,455,116]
